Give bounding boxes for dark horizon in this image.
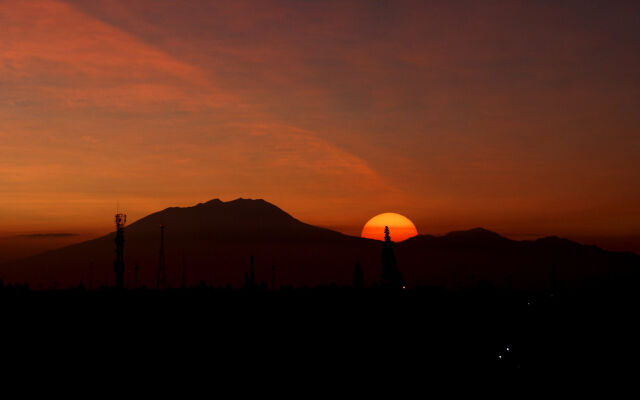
[2,197,639,269]
[1,198,636,293]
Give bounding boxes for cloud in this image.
[1,0,639,245]
[0,0,239,112]
[17,233,78,238]
[0,0,406,234]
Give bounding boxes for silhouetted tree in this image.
[381,226,405,289]
[353,260,364,289]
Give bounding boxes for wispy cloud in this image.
[17,233,78,238]
[1,0,639,243]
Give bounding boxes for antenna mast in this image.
[114,212,126,289]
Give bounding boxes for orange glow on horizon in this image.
[0,0,639,254]
[361,213,418,242]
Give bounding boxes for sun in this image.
[361,213,418,242]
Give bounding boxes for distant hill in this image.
[1,199,638,290]
[397,229,639,290]
[0,199,377,289]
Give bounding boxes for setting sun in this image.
[361,213,419,242]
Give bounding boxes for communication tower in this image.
[114,213,126,289]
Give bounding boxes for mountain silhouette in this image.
[1,198,637,290]
[398,230,639,290]
[1,199,375,288]
[127,198,346,240]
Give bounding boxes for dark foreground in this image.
[1,284,638,379]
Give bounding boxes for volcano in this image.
[1,198,637,290]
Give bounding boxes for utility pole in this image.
[181,255,186,289]
[157,224,167,289]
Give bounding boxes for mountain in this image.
[0,198,379,289]
[397,230,639,290]
[1,198,638,290]
[124,198,345,240]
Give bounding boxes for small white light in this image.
[402,285,406,289]
[506,347,510,352]
[498,355,502,359]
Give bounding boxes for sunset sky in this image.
[1,0,639,252]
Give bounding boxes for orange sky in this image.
[1,0,639,252]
